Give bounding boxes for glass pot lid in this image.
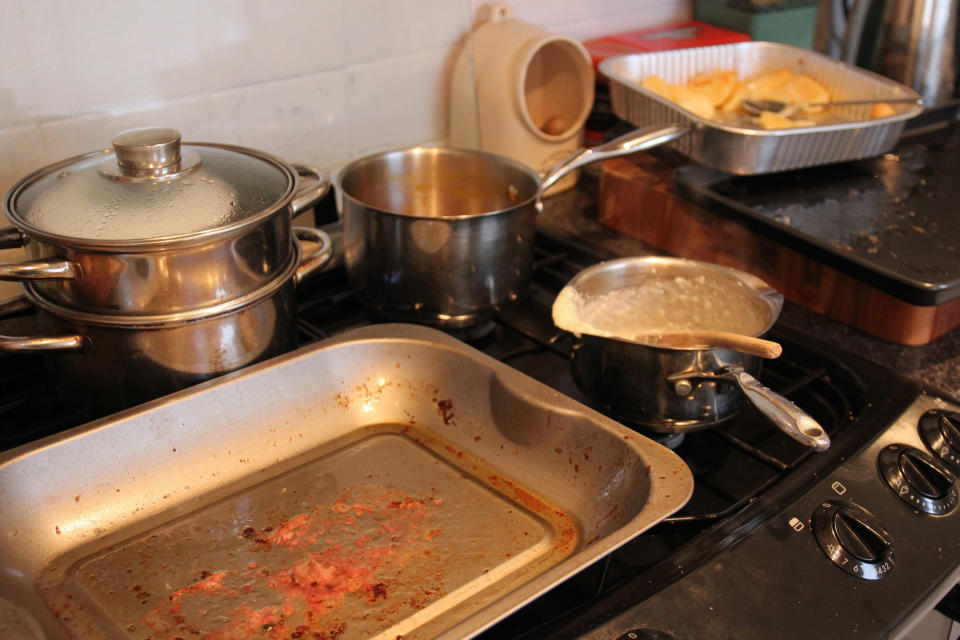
[7,128,293,242]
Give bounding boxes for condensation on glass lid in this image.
[24,166,241,241]
[553,273,772,340]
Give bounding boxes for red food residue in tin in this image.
[500,479,549,514]
[444,444,464,459]
[264,513,315,548]
[172,571,230,599]
[141,486,446,640]
[366,581,388,602]
[557,526,577,550]
[435,398,456,425]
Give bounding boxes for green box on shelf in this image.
[694,0,819,49]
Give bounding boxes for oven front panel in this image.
[550,395,960,640]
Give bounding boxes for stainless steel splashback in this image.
[842,0,960,106]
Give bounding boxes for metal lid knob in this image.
[112,128,182,177]
[100,127,201,182]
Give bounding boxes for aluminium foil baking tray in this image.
[0,323,692,640]
[598,41,923,174]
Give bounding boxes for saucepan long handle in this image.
[539,123,689,194]
[721,367,831,451]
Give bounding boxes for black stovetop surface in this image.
[0,228,931,637]
[672,122,960,306]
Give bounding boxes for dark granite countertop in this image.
[538,167,960,399]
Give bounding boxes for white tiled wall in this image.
[0,0,690,197]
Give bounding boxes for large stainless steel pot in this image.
[553,257,831,451]
[339,124,685,327]
[0,128,330,315]
[0,230,330,415]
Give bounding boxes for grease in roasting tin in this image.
[37,431,577,639]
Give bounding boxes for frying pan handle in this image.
[290,164,331,217]
[539,123,689,194]
[0,296,85,352]
[293,227,333,285]
[723,367,831,451]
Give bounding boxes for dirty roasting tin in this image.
[0,323,692,639]
[598,41,923,174]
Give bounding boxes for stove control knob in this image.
[918,409,960,474]
[878,444,958,515]
[812,501,895,580]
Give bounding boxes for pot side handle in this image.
[292,227,333,285]
[290,165,331,217]
[0,226,24,250]
[539,123,689,194]
[0,227,79,281]
[0,296,85,353]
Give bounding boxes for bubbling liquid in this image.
[553,273,772,340]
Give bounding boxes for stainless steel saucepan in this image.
[338,124,686,327]
[553,256,831,451]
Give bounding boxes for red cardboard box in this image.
[583,20,751,69]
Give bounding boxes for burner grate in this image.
[0,354,85,451]
[494,308,868,528]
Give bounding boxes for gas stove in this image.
[1,226,959,639]
[486,233,960,639]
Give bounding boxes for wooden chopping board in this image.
[597,153,960,346]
